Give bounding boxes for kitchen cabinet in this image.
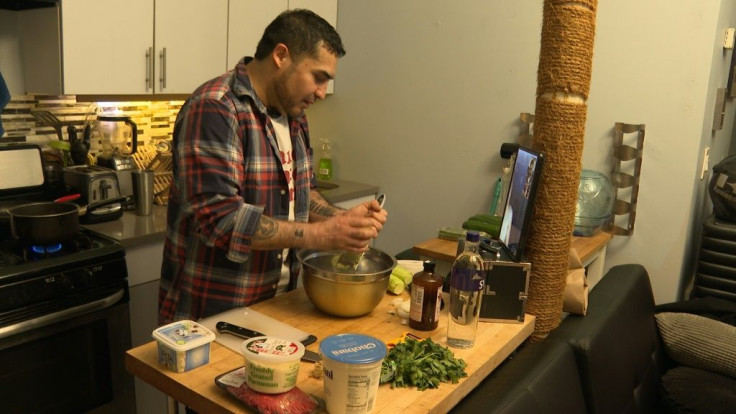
[227,0,287,69]
[227,0,338,93]
[61,0,228,95]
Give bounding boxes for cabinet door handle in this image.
[159,47,167,90]
[145,47,153,90]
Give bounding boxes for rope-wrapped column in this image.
[526,0,597,342]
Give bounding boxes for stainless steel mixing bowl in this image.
[297,248,397,317]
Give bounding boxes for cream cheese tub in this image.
[152,320,215,373]
[241,336,305,394]
[319,333,387,414]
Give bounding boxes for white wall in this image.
[306,0,736,304]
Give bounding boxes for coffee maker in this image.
[95,115,138,199]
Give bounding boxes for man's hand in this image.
[252,193,389,252]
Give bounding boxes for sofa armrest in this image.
[451,339,587,414]
[548,264,664,414]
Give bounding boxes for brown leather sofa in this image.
[451,264,668,414]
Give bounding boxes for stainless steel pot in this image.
[8,202,79,245]
[297,248,397,317]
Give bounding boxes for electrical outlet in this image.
[701,147,710,179]
[725,28,735,49]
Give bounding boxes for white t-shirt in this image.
[271,113,295,294]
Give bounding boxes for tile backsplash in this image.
[0,94,184,155]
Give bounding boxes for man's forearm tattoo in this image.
[310,200,339,217]
[255,216,278,239]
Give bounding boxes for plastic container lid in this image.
[319,333,387,365]
[152,320,215,351]
[242,336,305,363]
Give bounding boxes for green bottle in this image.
[318,138,333,181]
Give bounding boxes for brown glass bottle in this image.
[409,261,444,331]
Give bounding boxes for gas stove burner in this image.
[31,243,63,255]
[0,228,112,268]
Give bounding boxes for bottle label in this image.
[318,159,333,180]
[409,285,425,321]
[450,268,485,291]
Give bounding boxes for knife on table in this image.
[215,321,322,363]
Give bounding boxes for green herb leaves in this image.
[379,337,467,391]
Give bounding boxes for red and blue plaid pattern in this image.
[159,58,314,325]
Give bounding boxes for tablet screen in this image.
[498,146,544,261]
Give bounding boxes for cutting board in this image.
[199,307,313,354]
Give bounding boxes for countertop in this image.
[126,287,535,414]
[82,179,379,247]
[413,231,613,264]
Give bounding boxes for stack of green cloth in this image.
[438,214,501,241]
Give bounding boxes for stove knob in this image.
[57,274,75,292]
[82,269,97,285]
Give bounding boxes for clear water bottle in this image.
[447,231,486,348]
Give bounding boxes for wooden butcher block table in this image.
[126,288,535,414]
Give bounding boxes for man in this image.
[159,9,387,325]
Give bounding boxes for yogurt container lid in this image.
[242,336,305,363]
[319,333,387,365]
[152,320,215,351]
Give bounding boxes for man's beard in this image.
[273,67,303,118]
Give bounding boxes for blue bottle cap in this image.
[466,230,480,243]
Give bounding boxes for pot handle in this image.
[54,193,81,203]
[86,195,129,211]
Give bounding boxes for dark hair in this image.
[254,9,346,61]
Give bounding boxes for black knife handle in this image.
[215,321,265,339]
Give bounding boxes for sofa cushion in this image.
[451,340,586,414]
[655,312,736,379]
[548,264,664,414]
[661,366,736,414]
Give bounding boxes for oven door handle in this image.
[0,289,125,339]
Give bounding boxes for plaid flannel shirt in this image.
[159,57,314,324]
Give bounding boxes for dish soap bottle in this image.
[409,261,443,331]
[494,165,511,216]
[447,231,485,348]
[318,138,333,181]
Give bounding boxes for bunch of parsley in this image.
[379,337,468,391]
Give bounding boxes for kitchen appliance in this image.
[95,115,138,170]
[0,150,135,413]
[0,143,45,194]
[63,165,125,223]
[95,115,138,198]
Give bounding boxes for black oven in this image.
[0,229,135,414]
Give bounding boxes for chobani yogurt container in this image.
[319,333,387,414]
[241,336,305,393]
[152,320,215,373]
